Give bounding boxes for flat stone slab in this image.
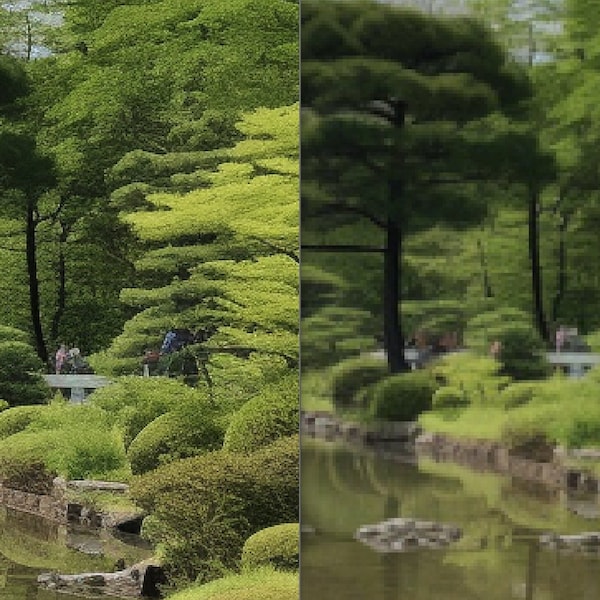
[42,374,112,389]
[355,517,462,553]
[67,480,129,493]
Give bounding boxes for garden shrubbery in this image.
[0,341,51,406]
[222,375,298,453]
[328,356,388,410]
[131,434,299,584]
[90,376,210,446]
[241,523,299,571]
[127,403,224,474]
[0,401,128,481]
[0,405,45,440]
[495,324,551,380]
[368,372,436,421]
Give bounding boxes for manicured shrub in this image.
[241,523,299,571]
[368,372,436,422]
[328,356,388,410]
[495,324,551,380]
[0,326,31,345]
[0,341,51,406]
[0,403,128,480]
[432,386,469,410]
[164,567,298,600]
[0,405,45,440]
[90,376,209,447]
[131,435,299,585]
[127,403,224,474]
[223,374,298,453]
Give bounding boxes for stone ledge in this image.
[38,557,164,599]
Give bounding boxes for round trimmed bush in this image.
[495,324,551,380]
[368,372,436,421]
[131,435,299,584]
[328,356,388,409]
[0,405,45,440]
[241,523,299,571]
[127,403,225,474]
[432,386,469,410]
[223,375,298,453]
[90,376,210,447]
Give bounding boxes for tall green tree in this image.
[301,0,535,372]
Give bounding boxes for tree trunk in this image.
[528,185,548,343]
[384,219,408,373]
[26,203,48,364]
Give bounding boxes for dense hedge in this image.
[222,375,298,453]
[127,404,224,474]
[328,356,388,410]
[164,567,298,600]
[131,435,299,584]
[368,372,436,422]
[0,405,45,440]
[90,377,210,446]
[0,403,128,481]
[0,342,51,406]
[495,324,551,380]
[241,523,299,571]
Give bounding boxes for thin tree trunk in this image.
[528,185,548,343]
[384,219,408,373]
[26,203,48,364]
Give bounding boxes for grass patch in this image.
[166,567,298,600]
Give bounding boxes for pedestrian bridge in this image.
[370,349,600,378]
[41,374,113,403]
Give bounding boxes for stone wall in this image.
[0,480,67,522]
[415,432,598,493]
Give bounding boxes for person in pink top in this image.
[55,344,68,374]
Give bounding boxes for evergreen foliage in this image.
[241,523,299,571]
[131,435,299,584]
[222,375,298,453]
[0,341,51,406]
[127,406,224,475]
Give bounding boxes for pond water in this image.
[0,507,152,599]
[301,438,600,600]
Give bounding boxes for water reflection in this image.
[301,438,600,599]
[0,507,151,599]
